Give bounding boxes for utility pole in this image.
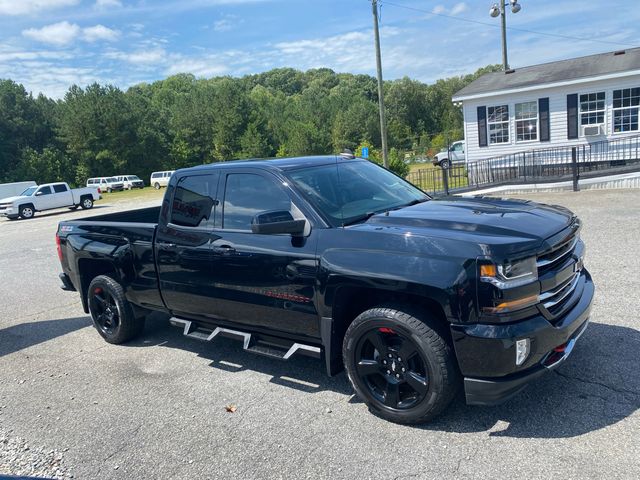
[372,0,389,168]
[500,1,508,70]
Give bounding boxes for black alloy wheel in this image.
[355,328,429,410]
[87,275,145,344]
[343,306,459,424]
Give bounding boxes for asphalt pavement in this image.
[0,189,639,479]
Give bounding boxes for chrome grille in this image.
[537,235,578,274]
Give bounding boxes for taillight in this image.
[56,233,63,261]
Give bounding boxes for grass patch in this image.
[99,187,165,204]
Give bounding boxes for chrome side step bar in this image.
[169,317,321,360]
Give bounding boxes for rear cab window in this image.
[53,184,68,193]
[169,173,220,228]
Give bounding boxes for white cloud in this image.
[432,5,446,15]
[165,58,228,77]
[213,14,241,32]
[106,48,168,65]
[22,21,81,46]
[94,0,122,9]
[450,2,468,16]
[82,24,120,42]
[0,0,79,15]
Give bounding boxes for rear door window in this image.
[53,184,68,193]
[170,173,219,228]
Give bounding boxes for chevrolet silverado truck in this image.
[1,182,99,220]
[55,155,593,424]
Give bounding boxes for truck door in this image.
[207,170,320,338]
[52,183,73,207]
[155,172,221,319]
[33,185,54,210]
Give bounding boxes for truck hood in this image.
[0,196,25,204]
[366,196,576,243]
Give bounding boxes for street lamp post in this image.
[490,0,522,71]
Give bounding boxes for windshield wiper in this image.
[342,211,377,227]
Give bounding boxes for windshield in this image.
[287,160,429,227]
[20,187,37,196]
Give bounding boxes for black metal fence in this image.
[406,134,640,196]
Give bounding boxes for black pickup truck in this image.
[56,155,594,424]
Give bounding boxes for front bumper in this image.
[0,206,16,216]
[451,270,594,406]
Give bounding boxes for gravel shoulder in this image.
[0,189,639,479]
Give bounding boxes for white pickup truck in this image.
[0,182,100,220]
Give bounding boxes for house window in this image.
[613,87,640,133]
[579,92,605,125]
[515,101,538,141]
[487,105,509,144]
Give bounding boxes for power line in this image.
[379,0,640,49]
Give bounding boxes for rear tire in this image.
[343,305,459,424]
[18,204,35,219]
[154,182,160,190]
[81,197,94,209]
[87,275,145,344]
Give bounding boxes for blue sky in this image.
[0,0,638,98]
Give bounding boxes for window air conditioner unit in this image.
[582,125,602,136]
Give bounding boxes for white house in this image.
[453,48,640,163]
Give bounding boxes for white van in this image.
[115,175,144,190]
[150,171,175,189]
[86,177,125,193]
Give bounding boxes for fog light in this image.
[515,338,530,366]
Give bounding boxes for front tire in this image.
[440,159,450,169]
[18,205,35,219]
[343,306,459,424]
[107,187,112,193]
[88,275,145,344]
[154,182,160,190]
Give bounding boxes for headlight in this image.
[480,256,538,289]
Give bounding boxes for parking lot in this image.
[1,188,639,479]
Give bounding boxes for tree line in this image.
[0,65,500,186]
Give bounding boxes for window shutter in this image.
[477,106,488,147]
[567,94,578,139]
[539,97,550,142]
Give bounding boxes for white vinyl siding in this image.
[461,73,640,163]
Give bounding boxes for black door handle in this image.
[159,242,177,250]
[213,244,236,255]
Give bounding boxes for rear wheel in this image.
[87,275,145,344]
[343,306,459,424]
[154,182,160,190]
[19,205,35,219]
[81,197,94,209]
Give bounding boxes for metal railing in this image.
[406,134,640,196]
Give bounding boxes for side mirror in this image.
[35,191,43,196]
[251,210,306,235]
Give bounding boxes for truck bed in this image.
[81,206,162,224]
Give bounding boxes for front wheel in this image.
[87,275,145,344]
[154,182,160,190]
[107,187,112,193]
[343,306,459,424]
[440,159,450,169]
[19,205,35,219]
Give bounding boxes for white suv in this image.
[150,171,174,189]
[87,177,124,193]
